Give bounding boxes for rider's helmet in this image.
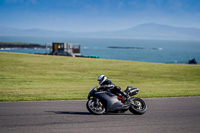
[97,75,107,85]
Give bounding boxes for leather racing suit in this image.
[98,79,129,100]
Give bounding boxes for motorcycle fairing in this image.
[94,91,124,112]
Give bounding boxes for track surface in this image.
[0,97,200,133]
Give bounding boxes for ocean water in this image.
[0,36,200,64]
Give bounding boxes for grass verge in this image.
[0,52,200,101]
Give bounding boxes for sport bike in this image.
[86,85,147,115]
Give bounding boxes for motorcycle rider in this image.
[97,75,130,102]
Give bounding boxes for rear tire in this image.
[86,99,105,115]
[129,97,147,115]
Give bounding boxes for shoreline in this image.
[0,42,51,49]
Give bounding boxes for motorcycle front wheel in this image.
[86,99,106,115]
[129,97,147,115]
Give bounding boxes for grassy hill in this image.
[0,52,200,101]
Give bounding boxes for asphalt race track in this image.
[0,97,200,133]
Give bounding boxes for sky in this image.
[0,0,200,32]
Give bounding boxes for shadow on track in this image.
[45,111,91,115]
[45,111,133,115]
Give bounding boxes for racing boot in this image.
[122,92,131,105]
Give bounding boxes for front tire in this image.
[129,97,147,115]
[86,99,105,115]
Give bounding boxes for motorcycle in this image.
[86,85,147,115]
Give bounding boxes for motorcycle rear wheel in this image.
[86,99,106,115]
[129,97,147,115]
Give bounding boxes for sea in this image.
[0,36,200,64]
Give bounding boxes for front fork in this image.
[93,97,100,106]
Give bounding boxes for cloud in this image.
[5,0,38,4]
[30,0,38,4]
[1,0,200,31]
[118,1,125,9]
[5,0,17,3]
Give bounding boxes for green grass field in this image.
[0,52,200,101]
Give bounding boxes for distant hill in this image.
[0,23,200,40]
